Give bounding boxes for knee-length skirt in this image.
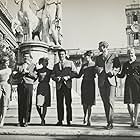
[81,79,95,105]
[36,82,51,107]
[124,76,140,104]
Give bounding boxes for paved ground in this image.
[1,94,140,138]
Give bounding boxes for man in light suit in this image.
[95,41,121,130]
[51,49,77,126]
[13,52,37,127]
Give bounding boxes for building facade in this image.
[125,2,140,47]
[0,1,17,53]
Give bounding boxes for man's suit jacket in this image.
[95,53,121,87]
[13,62,37,85]
[51,59,78,90]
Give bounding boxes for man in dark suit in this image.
[13,52,37,127]
[51,49,77,126]
[95,41,121,130]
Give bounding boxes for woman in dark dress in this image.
[77,51,97,126]
[117,48,140,128]
[36,57,52,125]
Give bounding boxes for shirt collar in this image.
[59,59,67,64]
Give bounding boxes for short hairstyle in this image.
[38,57,44,65]
[84,50,94,58]
[38,57,49,65]
[98,41,109,51]
[58,48,66,55]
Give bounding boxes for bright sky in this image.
[63,0,132,50]
[6,0,137,50]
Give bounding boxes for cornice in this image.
[0,1,13,23]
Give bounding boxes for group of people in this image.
[0,41,140,130]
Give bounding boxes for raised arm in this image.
[76,65,84,78]
[69,61,78,79]
[25,63,37,80]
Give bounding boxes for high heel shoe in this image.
[83,119,86,124]
[133,120,139,128]
[87,121,91,126]
[130,123,134,127]
[41,119,45,126]
[134,125,139,128]
[106,123,113,130]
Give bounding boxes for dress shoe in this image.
[67,121,71,126]
[23,122,28,127]
[87,121,91,126]
[56,121,63,126]
[134,125,139,128]
[41,119,45,126]
[130,123,134,128]
[106,123,113,130]
[134,121,139,128]
[17,122,24,127]
[134,124,139,128]
[83,119,86,124]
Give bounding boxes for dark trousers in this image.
[17,83,33,124]
[99,80,116,124]
[56,84,72,122]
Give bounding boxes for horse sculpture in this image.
[34,0,62,47]
[14,0,42,41]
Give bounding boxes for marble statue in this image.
[33,0,62,46]
[14,0,42,41]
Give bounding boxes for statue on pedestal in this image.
[12,0,62,47]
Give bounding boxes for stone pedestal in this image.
[18,41,58,69]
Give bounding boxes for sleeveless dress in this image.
[36,67,52,107]
[78,62,97,105]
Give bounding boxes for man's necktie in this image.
[61,62,64,70]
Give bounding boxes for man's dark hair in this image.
[38,57,49,65]
[58,49,66,55]
[84,50,94,57]
[98,41,109,52]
